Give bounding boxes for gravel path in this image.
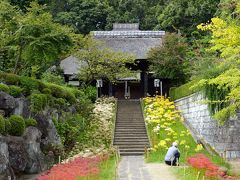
[118,156,177,180]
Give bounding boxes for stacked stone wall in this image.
[175,92,240,159]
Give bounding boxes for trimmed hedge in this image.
[0,72,81,104]
[8,115,26,136]
[169,80,201,101]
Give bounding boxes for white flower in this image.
[153,124,160,133]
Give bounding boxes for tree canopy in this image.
[148,33,188,85]
[196,15,240,123]
[75,36,135,82]
[0,1,77,77]
[8,0,221,35]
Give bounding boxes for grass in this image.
[142,97,231,179]
[145,120,228,167]
[99,156,118,180]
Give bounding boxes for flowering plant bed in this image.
[187,154,239,179]
[38,97,118,180]
[143,96,207,162]
[38,153,117,180]
[142,96,233,178]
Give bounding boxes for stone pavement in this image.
[118,156,151,180]
[118,156,177,180]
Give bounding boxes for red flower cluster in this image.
[38,155,108,180]
[187,154,224,178]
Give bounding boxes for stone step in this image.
[116,123,145,125]
[117,144,150,148]
[114,134,147,136]
[116,121,143,123]
[114,137,148,140]
[115,125,145,127]
[115,128,146,131]
[116,124,145,126]
[116,122,145,124]
[114,140,149,143]
[117,116,143,118]
[115,137,147,140]
[115,126,146,129]
[114,141,150,145]
[120,148,145,152]
[118,115,142,116]
[116,121,145,125]
[114,134,147,137]
[114,139,149,143]
[114,100,149,156]
[120,152,144,156]
[115,131,147,134]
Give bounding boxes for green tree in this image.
[55,0,110,34]
[216,0,240,19]
[147,33,188,85]
[196,11,240,123]
[75,36,135,82]
[9,0,49,11]
[156,0,220,35]
[0,1,76,76]
[105,0,156,30]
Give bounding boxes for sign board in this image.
[96,79,103,88]
[154,79,160,87]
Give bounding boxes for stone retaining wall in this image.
[175,92,240,159]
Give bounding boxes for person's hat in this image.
[172,142,178,147]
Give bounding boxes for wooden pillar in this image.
[143,72,148,97]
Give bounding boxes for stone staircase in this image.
[113,100,150,156]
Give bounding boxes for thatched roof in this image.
[60,23,165,75]
[92,23,165,59]
[60,56,86,75]
[94,37,162,59]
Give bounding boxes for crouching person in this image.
[165,142,180,166]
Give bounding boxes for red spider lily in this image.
[187,154,225,178]
[38,155,107,180]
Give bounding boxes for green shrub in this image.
[41,72,64,85]
[56,114,87,150]
[4,119,11,133]
[36,80,47,92]
[64,91,76,104]
[0,83,10,93]
[1,73,20,85]
[9,85,22,97]
[25,118,37,127]
[42,88,52,95]
[53,98,66,109]
[8,115,26,136]
[0,115,5,134]
[48,84,66,98]
[75,97,93,118]
[84,86,97,102]
[20,77,40,95]
[30,93,48,112]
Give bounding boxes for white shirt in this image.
[164,146,180,161]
